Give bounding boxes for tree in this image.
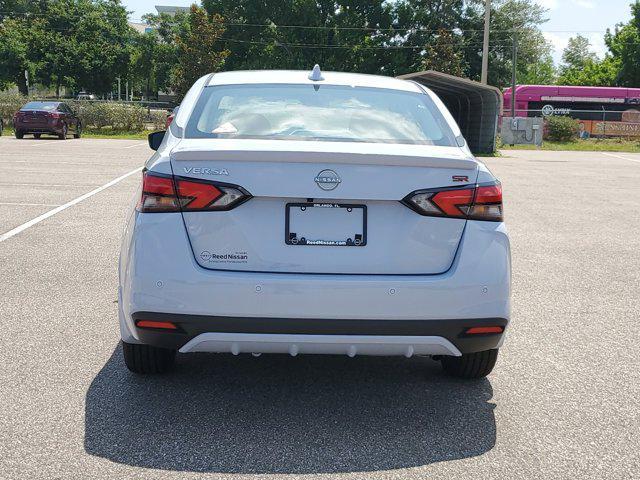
[0,0,132,96]
[557,56,619,86]
[605,2,640,87]
[518,48,556,85]
[391,0,468,76]
[421,29,466,77]
[202,0,395,74]
[171,5,229,97]
[398,0,557,87]
[556,34,620,86]
[460,0,555,88]
[561,35,596,71]
[0,17,34,93]
[130,32,159,99]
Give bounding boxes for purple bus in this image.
[503,85,640,137]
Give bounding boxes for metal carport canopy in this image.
[398,70,503,154]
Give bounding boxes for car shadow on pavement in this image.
[85,346,496,474]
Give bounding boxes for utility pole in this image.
[511,32,517,120]
[509,32,518,146]
[481,0,491,84]
[117,77,121,101]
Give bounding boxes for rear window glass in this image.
[185,84,456,146]
[21,102,59,111]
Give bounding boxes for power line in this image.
[218,37,520,50]
[0,10,623,34]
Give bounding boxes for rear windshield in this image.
[185,84,457,146]
[21,102,59,111]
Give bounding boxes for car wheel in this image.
[58,124,67,140]
[34,133,41,139]
[74,123,82,139]
[122,341,176,374]
[15,130,24,139]
[440,349,498,379]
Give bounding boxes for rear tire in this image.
[122,341,176,374]
[15,130,24,139]
[441,349,498,379]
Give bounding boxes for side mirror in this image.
[148,130,166,151]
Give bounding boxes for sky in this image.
[536,0,632,63]
[123,0,634,64]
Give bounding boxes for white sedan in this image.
[118,66,511,379]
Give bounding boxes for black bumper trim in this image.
[131,312,508,355]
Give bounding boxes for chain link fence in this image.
[503,107,640,141]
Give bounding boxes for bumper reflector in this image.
[136,320,178,330]
[465,326,504,335]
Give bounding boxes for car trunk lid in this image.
[17,110,54,126]
[170,139,478,275]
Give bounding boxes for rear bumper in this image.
[119,211,511,355]
[132,313,508,355]
[14,126,64,134]
[14,119,64,134]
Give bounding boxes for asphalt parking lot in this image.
[0,137,639,479]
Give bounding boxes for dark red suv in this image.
[13,101,82,140]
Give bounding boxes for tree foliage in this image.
[605,2,640,87]
[561,35,596,70]
[0,0,132,95]
[202,0,395,73]
[171,5,229,97]
[421,29,467,77]
[9,0,640,100]
[0,17,34,93]
[198,0,553,87]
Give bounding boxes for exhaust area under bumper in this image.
[178,332,462,357]
[130,313,508,355]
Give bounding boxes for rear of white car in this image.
[118,69,511,379]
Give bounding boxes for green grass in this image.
[501,138,640,153]
[82,129,152,140]
[476,151,503,158]
[1,128,152,140]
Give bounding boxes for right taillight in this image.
[467,183,503,222]
[403,182,503,222]
[136,171,251,213]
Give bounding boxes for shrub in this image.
[0,92,161,132]
[0,91,32,126]
[75,102,147,132]
[545,115,580,142]
[148,109,169,131]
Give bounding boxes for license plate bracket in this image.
[285,203,367,247]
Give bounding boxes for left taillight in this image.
[136,171,251,213]
[403,182,503,222]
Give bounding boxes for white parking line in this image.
[602,152,640,164]
[0,167,142,243]
[124,142,147,149]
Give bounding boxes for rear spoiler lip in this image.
[170,140,478,170]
